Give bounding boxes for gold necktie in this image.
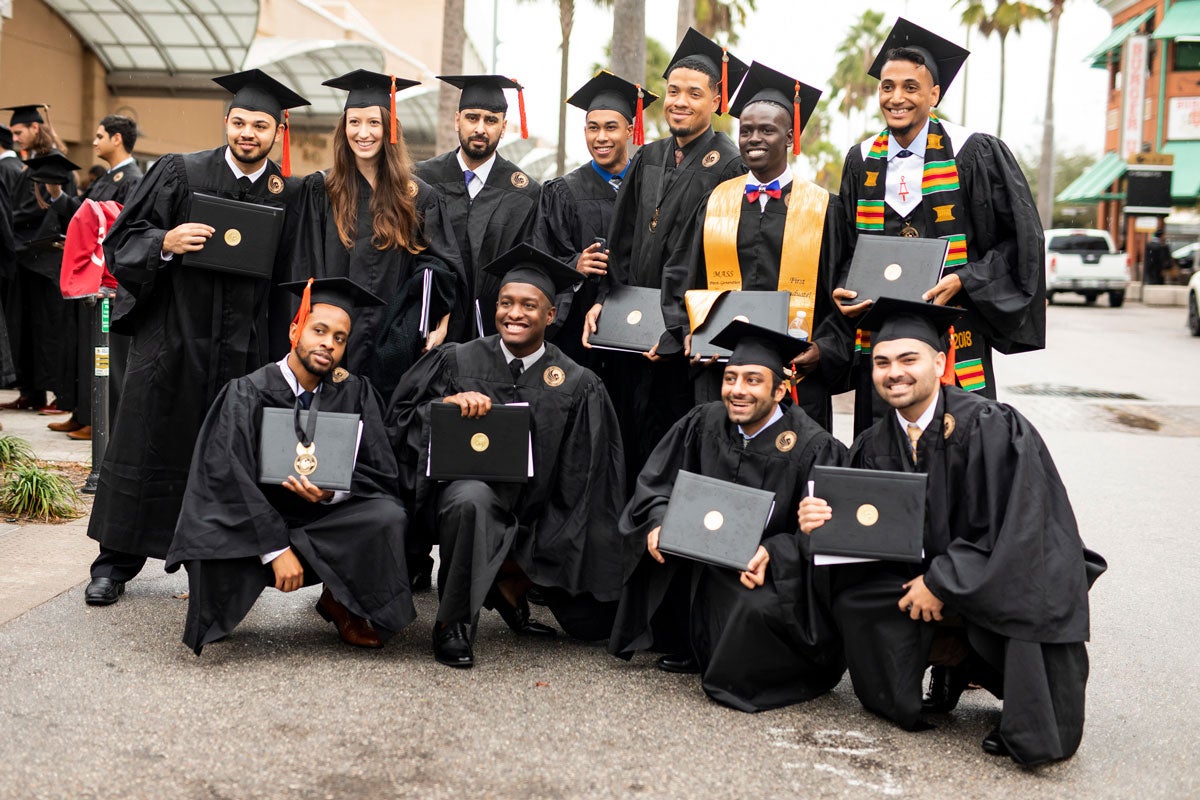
[907,423,922,461]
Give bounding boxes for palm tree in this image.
[611,0,646,95]
[830,10,888,133]
[1036,0,1064,227]
[436,0,466,153]
[954,0,989,122]
[693,0,757,43]
[957,1,1045,138]
[677,0,696,44]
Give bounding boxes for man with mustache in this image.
[166,278,414,654]
[415,75,541,342]
[83,70,309,606]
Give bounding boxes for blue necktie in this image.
[298,391,314,410]
[895,149,914,159]
[464,169,476,188]
[608,176,622,191]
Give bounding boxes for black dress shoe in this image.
[923,665,970,713]
[433,622,474,668]
[487,588,557,637]
[981,728,1010,757]
[656,653,701,674]
[84,577,125,606]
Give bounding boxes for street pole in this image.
[82,290,112,494]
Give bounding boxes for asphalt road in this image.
[0,300,1196,799]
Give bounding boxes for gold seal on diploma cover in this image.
[268,174,284,194]
[884,263,903,281]
[626,309,643,325]
[511,171,529,189]
[775,431,796,452]
[113,171,124,183]
[703,510,724,531]
[943,413,956,439]
[856,503,879,527]
[470,433,490,452]
[702,150,721,168]
[544,366,566,387]
[733,314,750,323]
[224,228,242,246]
[294,441,317,476]
[332,367,349,383]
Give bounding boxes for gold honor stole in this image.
[695,174,829,339]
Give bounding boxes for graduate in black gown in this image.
[167,278,413,654]
[582,29,748,493]
[532,71,657,366]
[835,19,1045,434]
[609,321,845,712]
[799,298,1105,766]
[389,244,628,668]
[84,70,310,606]
[670,62,853,432]
[282,70,466,396]
[415,75,540,340]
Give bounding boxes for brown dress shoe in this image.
[49,418,84,432]
[316,587,382,648]
[0,395,36,410]
[67,425,92,440]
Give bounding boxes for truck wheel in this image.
[1084,294,1098,306]
[1189,293,1200,336]
[1108,291,1125,308]
[1046,292,1055,305]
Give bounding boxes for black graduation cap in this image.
[857,297,961,353]
[0,125,12,151]
[663,28,749,115]
[482,243,581,302]
[730,61,822,157]
[868,18,970,101]
[567,70,658,146]
[22,151,80,184]
[710,319,810,378]
[323,69,420,110]
[212,69,310,122]
[438,74,529,138]
[1,104,46,126]
[281,277,385,315]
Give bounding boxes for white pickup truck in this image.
[1045,228,1130,307]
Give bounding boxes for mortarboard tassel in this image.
[633,84,645,147]
[940,326,957,386]
[792,81,802,157]
[389,75,398,145]
[721,49,729,114]
[516,80,529,139]
[290,276,314,348]
[281,109,292,177]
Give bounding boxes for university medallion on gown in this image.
[511,172,530,189]
[543,366,565,387]
[702,150,721,168]
[942,413,956,438]
[775,431,796,452]
[268,175,284,194]
[332,367,349,383]
[294,441,317,475]
[113,171,124,183]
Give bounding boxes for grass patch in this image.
[0,462,82,521]
[0,434,34,469]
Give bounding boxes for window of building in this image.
[1175,39,1200,71]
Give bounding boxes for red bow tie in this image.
[745,180,782,203]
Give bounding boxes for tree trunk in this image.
[437,0,466,153]
[557,0,574,177]
[1036,1,1062,228]
[611,0,646,89]
[677,0,696,44]
[997,31,1007,138]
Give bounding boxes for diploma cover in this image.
[658,470,775,570]
[187,192,285,279]
[258,407,362,492]
[844,234,948,303]
[809,464,926,563]
[428,403,531,483]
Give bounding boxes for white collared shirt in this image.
[884,119,929,219]
[895,394,938,437]
[224,145,269,183]
[457,149,496,199]
[108,156,135,173]
[0,150,15,160]
[499,340,546,373]
[747,166,793,212]
[739,405,784,440]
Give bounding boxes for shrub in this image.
[0,462,82,520]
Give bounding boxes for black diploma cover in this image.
[590,285,666,353]
[689,290,790,359]
[186,192,285,278]
[843,234,948,303]
[428,403,531,483]
[809,464,926,563]
[258,407,362,492]
[658,470,775,570]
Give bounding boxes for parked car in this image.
[1189,270,1200,336]
[1172,242,1199,282]
[1044,228,1130,307]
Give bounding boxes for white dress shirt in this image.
[746,166,793,212]
[457,149,496,200]
[739,405,784,440]
[499,340,546,372]
[895,394,938,437]
[884,119,929,219]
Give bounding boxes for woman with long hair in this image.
[289,70,465,395]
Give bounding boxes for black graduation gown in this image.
[0,186,15,386]
[609,402,847,712]
[831,386,1106,765]
[388,336,629,634]
[414,150,540,339]
[671,181,855,431]
[88,146,301,559]
[165,363,413,654]
[531,163,618,365]
[279,171,467,396]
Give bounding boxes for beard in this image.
[295,342,337,378]
[229,140,270,164]
[460,134,498,161]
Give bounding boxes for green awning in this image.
[1056,152,1128,204]
[1153,0,1200,39]
[1086,8,1155,68]
[1164,140,1200,201]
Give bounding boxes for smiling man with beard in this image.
[388,244,627,669]
[415,75,541,341]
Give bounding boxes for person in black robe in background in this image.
[167,278,413,654]
[0,154,13,395]
[532,71,657,366]
[0,125,22,200]
[582,30,749,494]
[610,321,845,712]
[835,19,1045,435]
[415,75,540,340]
[670,63,852,432]
[83,70,310,606]
[281,70,466,396]
[799,298,1105,766]
[389,245,628,668]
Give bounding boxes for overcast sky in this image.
[467,0,1114,165]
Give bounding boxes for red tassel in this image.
[516,81,529,139]
[792,81,802,157]
[940,325,957,386]
[721,49,729,114]
[281,109,292,177]
[389,75,398,145]
[290,277,314,348]
[633,84,645,147]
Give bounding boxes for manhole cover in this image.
[1008,383,1146,400]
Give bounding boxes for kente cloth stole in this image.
[699,174,829,340]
